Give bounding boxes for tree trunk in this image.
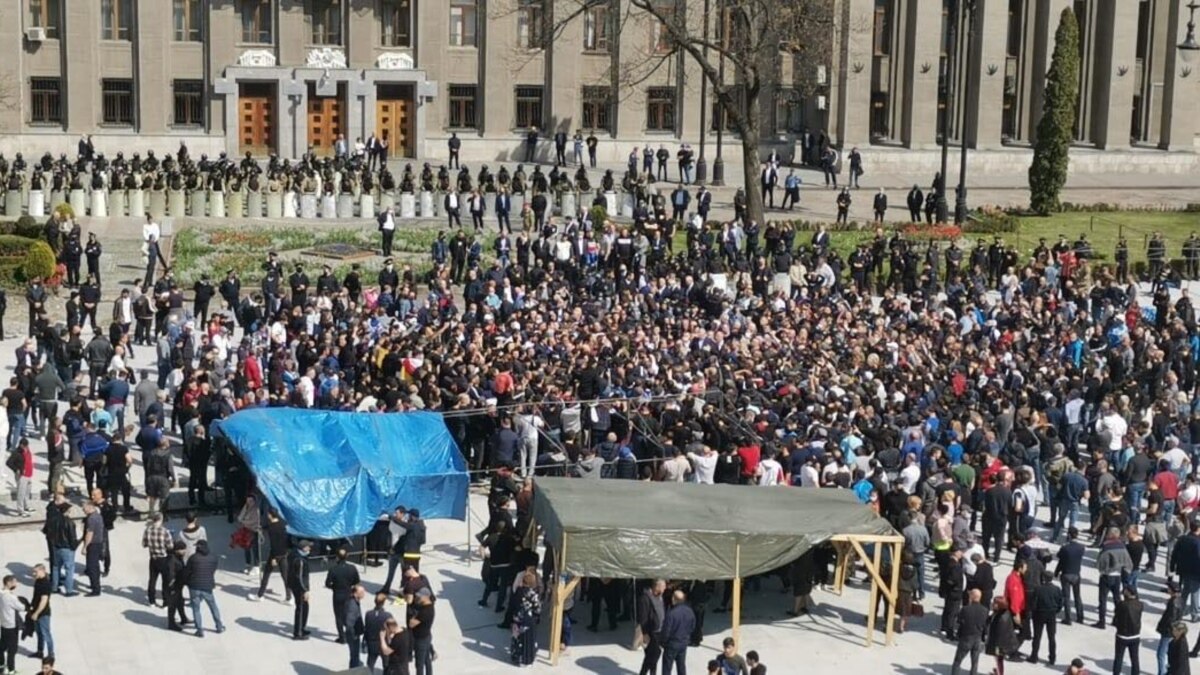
[740,95,765,226]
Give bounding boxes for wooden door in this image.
[308,94,343,156]
[238,84,275,155]
[376,84,414,158]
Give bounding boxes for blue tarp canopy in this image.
[212,409,468,539]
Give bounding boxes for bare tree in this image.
[493,0,835,226]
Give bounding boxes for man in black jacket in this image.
[637,580,667,675]
[288,539,313,640]
[342,584,366,669]
[1054,527,1086,625]
[940,548,965,640]
[167,541,190,631]
[950,589,988,675]
[1113,587,1143,675]
[326,548,361,643]
[185,540,224,637]
[1028,570,1063,664]
[659,589,696,675]
[981,472,1011,563]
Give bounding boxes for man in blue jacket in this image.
[1170,518,1200,622]
[659,589,696,675]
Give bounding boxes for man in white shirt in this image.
[758,450,783,486]
[899,454,921,494]
[686,445,717,485]
[0,574,22,672]
[659,447,691,482]
[378,206,397,256]
[1097,404,1127,453]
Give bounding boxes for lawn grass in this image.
[1011,211,1200,263]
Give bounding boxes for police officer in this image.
[1115,236,1129,281]
[325,548,361,644]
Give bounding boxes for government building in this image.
[0,0,1196,171]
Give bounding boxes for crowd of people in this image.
[3,130,1200,675]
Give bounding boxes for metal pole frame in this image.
[954,0,977,224]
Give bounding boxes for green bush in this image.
[22,240,57,282]
[963,212,1019,234]
[589,205,608,231]
[15,215,42,239]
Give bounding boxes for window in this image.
[517,0,545,50]
[101,0,133,40]
[651,1,679,54]
[1006,0,1022,58]
[448,85,478,129]
[309,0,342,45]
[514,86,543,130]
[29,78,61,124]
[581,86,612,131]
[173,0,203,42]
[646,87,675,131]
[1135,0,1150,61]
[173,80,205,127]
[241,0,273,44]
[873,0,890,56]
[102,79,134,126]
[449,0,477,47]
[29,0,61,39]
[583,2,610,52]
[381,0,412,47]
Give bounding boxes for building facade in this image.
[0,0,1194,167]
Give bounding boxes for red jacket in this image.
[1004,570,1026,616]
[20,447,33,478]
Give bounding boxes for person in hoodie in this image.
[178,511,208,564]
[574,446,605,479]
[185,539,225,637]
[1095,526,1133,629]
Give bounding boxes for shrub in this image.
[22,240,57,282]
[15,215,42,239]
[589,205,608,231]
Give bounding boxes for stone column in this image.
[1091,0,1138,149]
[63,1,101,132]
[136,0,171,134]
[836,0,876,148]
[971,0,1010,149]
[903,0,942,148]
[1158,0,1199,150]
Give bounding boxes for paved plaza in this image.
[0,319,1186,675]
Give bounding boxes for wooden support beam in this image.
[732,544,743,647]
[884,540,902,646]
[549,533,569,666]
[846,539,897,604]
[864,541,881,647]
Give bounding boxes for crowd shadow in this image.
[436,567,510,662]
[235,615,296,639]
[121,607,165,628]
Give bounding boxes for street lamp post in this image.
[712,0,726,186]
[697,0,710,184]
[936,0,960,224]
[1180,1,1200,54]
[954,0,978,225]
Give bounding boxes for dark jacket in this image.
[956,602,989,642]
[658,602,696,650]
[1030,583,1064,616]
[985,610,1019,656]
[1171,534,1200,580]
[1159,596,1184,637]
[1055,541,1085,577]
[967,563,996,605]
[325,560,361,599]
[185,542,219,592]
[1170,634,1192,675]
[342,595,364,637]
[288,550,311,592]
[1114,598,1145,638]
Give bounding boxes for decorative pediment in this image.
[307,47,348,69]
[237,49,277,67]
[376,52,415,70]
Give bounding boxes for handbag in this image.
[230,526,253,550]
[909,601,925,617]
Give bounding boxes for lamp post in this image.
[1180,0,1200,55]
[697,0,711,184]
[712,0,726,186]
[935,0,960,224]
[954,0,978,225]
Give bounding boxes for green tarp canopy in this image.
[531,477,897,580]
